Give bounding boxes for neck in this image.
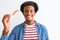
[25,20,35,25]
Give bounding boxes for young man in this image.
[1,1,49,40]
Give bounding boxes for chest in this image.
[15,25,41,40]
[23,25,39,40]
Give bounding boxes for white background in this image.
[0,0,60,40]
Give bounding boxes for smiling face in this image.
[23,5,36,21]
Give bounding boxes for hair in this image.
[20,1,38,13]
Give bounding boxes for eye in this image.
[25,10,27,12]
[24,10,28,13]
[30,10,33,12]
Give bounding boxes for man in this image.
[1,1,49,40]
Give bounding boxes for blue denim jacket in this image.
[1,21,49,40]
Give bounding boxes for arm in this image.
[44,28,49,40]
[1,14,10,40]
[1,30,15,40]
[41,24,49,40]
[1,9,19,40]
[1,14,15,40]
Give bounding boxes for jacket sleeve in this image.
[41,24,49,40]
[0,29,16,40]
[0,24,22,40]
[1,33,15,40]
[44,28,49,40]
[1,35,8,40]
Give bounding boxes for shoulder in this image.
[37,23,48,32]
[14,23,24,30]
[11,22,24,34]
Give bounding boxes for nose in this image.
[27,11,31,16]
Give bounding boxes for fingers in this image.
[3,14,10,19]
[2,14,11,23]
[2,9,19,22]
[12,9,19,15]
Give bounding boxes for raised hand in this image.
[2,9,19,35]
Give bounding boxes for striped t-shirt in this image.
[23,24,38,40]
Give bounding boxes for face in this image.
[23,5,36,21]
